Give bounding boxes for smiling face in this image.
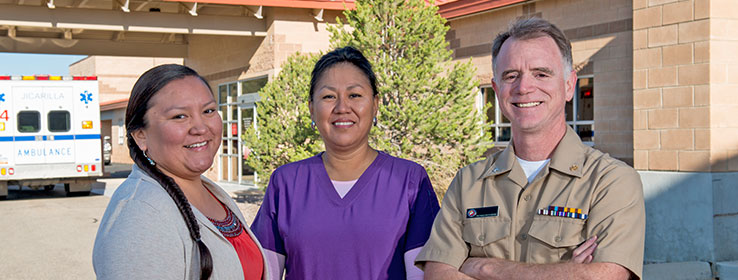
[309,63,378,152]
[132,76,222,181]
[492,36,577,136]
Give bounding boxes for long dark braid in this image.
[125,64,214,279]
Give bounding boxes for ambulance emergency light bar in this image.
[0,75,99,131]
[0,75,97,80]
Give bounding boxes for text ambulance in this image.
[0,75,102,199]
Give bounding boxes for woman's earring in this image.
[373,117,378,127]
[311,120,316,130]
[143,150,156,166]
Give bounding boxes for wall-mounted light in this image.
[313,9,324,22]
[188,2,198,16]
[254,6,263,19]
[120,0,130,13]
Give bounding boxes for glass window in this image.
[577,124,594,142]
[241,77,268,95]
[228,83,238,99]
[567,76,595,144]
[481,87,511,143]
[217,77,267,183]
[218,85,227,104]
[48,111,71,132]
[577,77,594,121]
[17,111,40,133]
[241,109,254,133]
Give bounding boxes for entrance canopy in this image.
[0,0,270,57]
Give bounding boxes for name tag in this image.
[466,206,498,218]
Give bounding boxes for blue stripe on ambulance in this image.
[75,134,101,140]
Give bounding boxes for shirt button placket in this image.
[517,189,531,261]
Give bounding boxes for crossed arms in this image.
[423,235,630,280]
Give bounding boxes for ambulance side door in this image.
[45,85,75,164]
[12,85,45,166]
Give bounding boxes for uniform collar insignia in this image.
[548,126,586,178]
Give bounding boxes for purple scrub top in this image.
[251,151,440,280]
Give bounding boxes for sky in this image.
[0,53,88,76]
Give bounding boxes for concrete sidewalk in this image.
[93,177,257,198]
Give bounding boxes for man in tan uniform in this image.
[416,18,645,280]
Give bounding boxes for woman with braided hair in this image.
[93,64,268,279]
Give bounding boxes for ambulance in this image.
[0,75,103,199]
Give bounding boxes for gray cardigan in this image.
[92,165,269,279]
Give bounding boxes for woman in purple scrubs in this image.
[251,47,440,279]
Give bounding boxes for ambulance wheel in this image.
[43,185,55,191]
[0,195,6,200]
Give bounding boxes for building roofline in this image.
[166,0,356,10]
[167,0,527,19]
[438,0,529,19]
[100,98,129,112]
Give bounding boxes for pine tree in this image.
[329,0,492,195]
[243,0,492,196]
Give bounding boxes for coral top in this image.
[207,195,264,280]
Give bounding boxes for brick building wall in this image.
[446,0,635,164]
[632,0,738,272]
[632,0,738,172]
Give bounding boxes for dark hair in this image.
[125,64,214,280]
[491,18,573,78]
[309,46,378,101]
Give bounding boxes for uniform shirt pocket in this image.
[527,216,586,263]
[461,217,511,258]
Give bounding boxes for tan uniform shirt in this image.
[416,127,645,279]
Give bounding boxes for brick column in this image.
[707,0,738,171]
[633,0,737,172]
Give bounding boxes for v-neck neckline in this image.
[315,151,385,207]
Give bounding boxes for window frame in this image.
[567,75,594,146]
[217,75,268,184]
[479,87,511,145]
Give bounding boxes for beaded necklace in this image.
[207,205,243,238]
[205,188,243,238]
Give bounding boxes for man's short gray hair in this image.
[491,18,573,78]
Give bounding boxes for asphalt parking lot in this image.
[0,184,108,279]
[0,163,261,279]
